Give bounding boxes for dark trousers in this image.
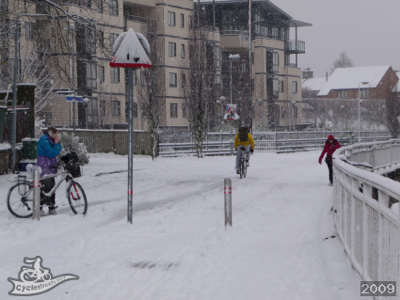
[325,157,333,184]
[41,178,56,206]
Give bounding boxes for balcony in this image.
[220,30,249,49]
[285,40,305,54]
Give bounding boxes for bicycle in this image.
[7,152,87,218]
[239,148,247,179]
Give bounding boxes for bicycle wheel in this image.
[67,181,87,215]
[7,182,34,218]
[240,159,244,179]
[244,164,247,178]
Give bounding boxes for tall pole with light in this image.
[11,14,48,173]
[228,54,240,105]
[358,81,369,143]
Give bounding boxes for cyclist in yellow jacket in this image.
[234,126,255,174]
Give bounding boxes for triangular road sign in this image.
[110,28,152,68]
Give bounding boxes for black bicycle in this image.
[7,152,87,218]
[239,148,247,179]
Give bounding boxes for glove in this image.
[318,157,322,164]
[250,149,254,153]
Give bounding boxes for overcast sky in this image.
[270,0,400,78]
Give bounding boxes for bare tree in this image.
[136,21,165,159]
[386,87,400,138]
[330,51,354,74]
[181,24,216,158]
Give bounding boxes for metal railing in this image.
[286,40,305,53]
[159,130,391,156]
[220,30,249,40]
[333,140,400,298]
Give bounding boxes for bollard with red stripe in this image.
[224,178,232,227]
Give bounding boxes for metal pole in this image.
[224,178,232,226]
[71,25,76,134]
[358,85,361,143]
[32,169,41,220]
[11,16,20,174]
[127,68,134,223]
[230,60,233,104]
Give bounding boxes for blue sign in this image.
[66,96,83,102]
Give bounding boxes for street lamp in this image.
[11,13,49,173]
[228,54,240,105]
[65,23,76,134]
[358,81,369,143]
[216,96,225,123]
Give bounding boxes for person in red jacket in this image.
[319,135,341,185]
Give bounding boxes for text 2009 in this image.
[360,281,396,296]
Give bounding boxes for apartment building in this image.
[1,0,309,131]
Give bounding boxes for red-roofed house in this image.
[317,66,398,99]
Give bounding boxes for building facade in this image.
[0,0,309,131]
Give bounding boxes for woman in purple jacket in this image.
[37,127,62,213]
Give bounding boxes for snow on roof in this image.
[318,66,391,96]
[302,77,327,92]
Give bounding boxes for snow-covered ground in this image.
[1,151,364,299]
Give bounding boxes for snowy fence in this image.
[159,130,391,156]
[333,140,400,298]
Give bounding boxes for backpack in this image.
[238,127,249,142]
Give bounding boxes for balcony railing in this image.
[220,30,249,41]
[286,40,305,54]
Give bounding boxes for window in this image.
[168,12,176,27]
[111,100,120,116]
[110,33,118,50]
[99,66,105,83]
[111,67,120,83]
[182,103,187,118]
[273,78,279,96]
[140,70,148,86]
[100,99,105,116]
[181,73,186,88]
[170,103,178,118]
[214,74,221,85]
[0,0,8,13]
[169,72,177,87]
[181,14,184,28]
[99,31,104,46]
[41,112,52,126]
[360,88,370,98]
[76,24,96,54]
[189,15,193,29]
[109,0,118,16]
[214,46,220,68]
[169,42,176,57]
[36,1,49,14]
[272,52,279,73]
[125,101,138,120]
[281,80,284,93]
[337,89,348,98]
[86,62,97,88]
[292,81,298,94]
[98,0,103,13]
[181,44,185,58]
[25,22,34,40]
[87,98,98,125]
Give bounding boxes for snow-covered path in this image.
[0,151,363,299]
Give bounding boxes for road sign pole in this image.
[127,68,134,224]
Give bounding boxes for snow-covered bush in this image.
[58,132,89,165]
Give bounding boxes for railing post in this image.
[224,178,232,227]
[230,140,234,156]
[362,183,371,280]
[377,190,389,282]
[274,130,277,151]
[32,169,41,221]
